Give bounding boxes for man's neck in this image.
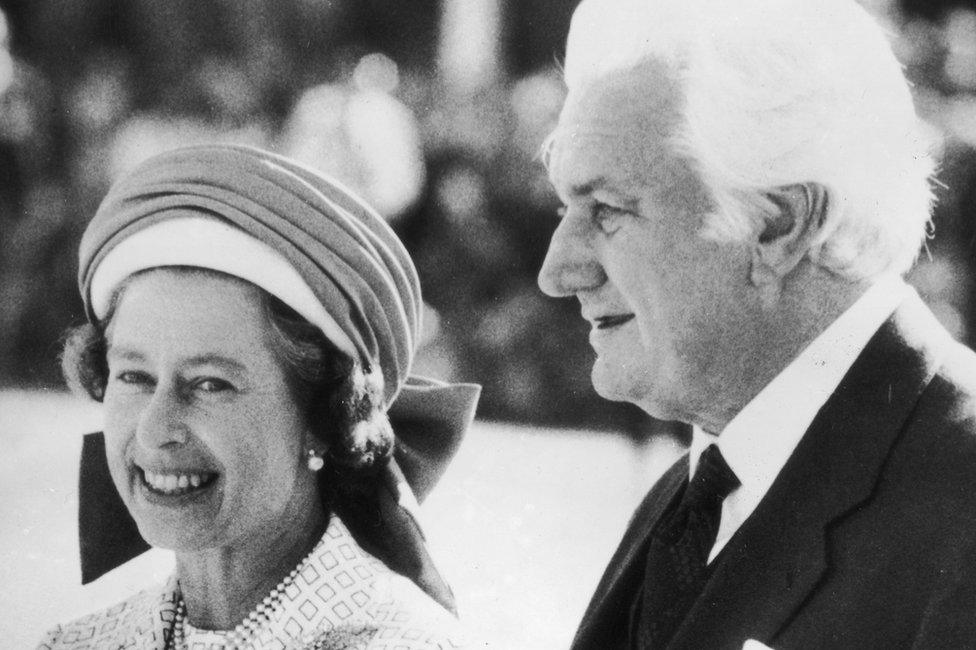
[692,267,873,434]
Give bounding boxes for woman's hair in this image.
[61,269,395,475]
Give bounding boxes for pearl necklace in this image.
[169,537,325,650]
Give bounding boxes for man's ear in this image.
[749,182,829,287]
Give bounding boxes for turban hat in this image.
[81,143,422,403]
[75,143,479,612]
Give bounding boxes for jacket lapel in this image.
[670,293,950,649]
[572,456,688,650]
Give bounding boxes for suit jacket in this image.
[573,293,976,650]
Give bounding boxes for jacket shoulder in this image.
[927,338,976,426]
[298,559,466,649]
[359,569,466,648]
[907,337,976,469]
[882,337,976,544]
[35,583,173,650]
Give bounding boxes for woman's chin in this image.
[135,518,223,553]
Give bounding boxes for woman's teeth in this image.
[143,470,214,495]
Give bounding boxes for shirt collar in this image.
[690,275,909,496]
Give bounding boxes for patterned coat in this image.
[37,516,465,650]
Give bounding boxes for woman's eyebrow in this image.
[105,347,248,374]
[105,345,146,362]
[184,354,249,374]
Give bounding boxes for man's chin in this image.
[591,362,671,419]
[592,363,642,403]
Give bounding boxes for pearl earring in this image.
[307,449,324,472]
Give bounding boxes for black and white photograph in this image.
[3,0,976,648]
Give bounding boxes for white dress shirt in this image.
[690,274,911,563]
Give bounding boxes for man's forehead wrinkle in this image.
[550,138,675,202]
[564,65,684,152]
[553,121,683,194]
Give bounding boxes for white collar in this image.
[690,274,909,561]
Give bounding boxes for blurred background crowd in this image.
[0,0,975,437]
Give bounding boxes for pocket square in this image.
[743,641,774,650]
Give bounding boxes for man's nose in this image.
[136,387,189,449]
[537,213,607,297]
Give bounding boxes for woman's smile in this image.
[137,466,219,498]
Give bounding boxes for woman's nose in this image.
[135,388,189,449]
[537,214,607,297]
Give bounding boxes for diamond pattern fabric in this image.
[37,514,464,649]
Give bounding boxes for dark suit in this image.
[573,292,976,649]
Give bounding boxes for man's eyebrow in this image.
[569,178,640,210]
[569,177,609,197]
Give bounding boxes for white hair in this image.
[560,0,936,280]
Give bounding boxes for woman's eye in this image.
[593,202,630,234]
[194,378,233,393]
[109,370,154,393]
[116,371,151,386]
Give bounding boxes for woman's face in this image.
[102,269,319,553]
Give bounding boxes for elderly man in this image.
[539,0,976,648]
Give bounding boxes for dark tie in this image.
[633,444,741,649]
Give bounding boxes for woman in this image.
[37,144,480,649]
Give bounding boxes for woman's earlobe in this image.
[749,182,829,287]
[304,432,328,472]
[306,447,325,472]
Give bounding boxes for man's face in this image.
[539,64,752,427]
